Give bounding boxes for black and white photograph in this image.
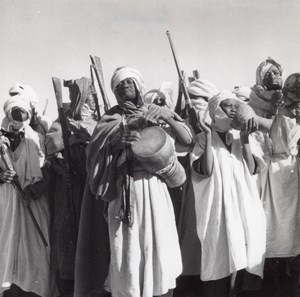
[1,1,300,296]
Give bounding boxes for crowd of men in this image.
[0,57,300,297]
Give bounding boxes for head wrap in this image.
[187,79,218,100]
[2,95,32,131]
[233,86,251,101]
[8,82,39,107]
[64,77,93,120]
[144,82,174,109]
[110,67,147,115]
[256,57,283,86]
[248,57,284,118]
[111,67,145,96]
[209,90,238,133]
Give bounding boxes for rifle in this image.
[90,64,101,119]
[29,107,39,131]
[52,77,74,177]
[0,133,48,247]
[166,31,201,134]
[174,71,187,119]
[193,69,200,79]
[188,69,200,83]
[90,55,111,112]
[43,98,49,116]
[52,77,78,230]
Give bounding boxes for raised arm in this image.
[240,117,258,174]
[192,117,213,176]
[143,105,193,146]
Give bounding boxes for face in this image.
[220,99,239,118]
[262,65,283,90]
[116,78,137,102]
[85,94,96,111]
[11,107,29,122]
[283,75,300,106]
[153,97,167,107]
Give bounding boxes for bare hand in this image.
[23,187,33,206]
[271,90,284,107]
[240,118,258,140]
[121,130,141,146]
[270,90,284,116]
[0,169,17,183]
[143,105,183,123]
[197,114,212,135]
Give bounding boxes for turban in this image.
[9,82,39,107]
[233,86,251,101]
[256,57,283,86]
[110,67,145,96]
[144,82,174,109]
[187,79,218,100]
[208,90,237,120]
[3,95,32,116]
[2,95,32,130]
[208,90,239,133]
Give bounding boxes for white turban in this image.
[2,95,32,131]
[256,57,283,86]
[3,95,32,116]
[110,67,145,96]
[208,90,237,120]
[9,82,39,107]
[144,82,174,109]
[233,86,251,101]
[187,79,218,100]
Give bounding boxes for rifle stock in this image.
[90,55,111,112]
[174,77,183,116]
[166,31,201,134]
[90,65,101,119]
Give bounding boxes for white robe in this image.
[0,126,56,297]
[190,130,266,281]
[105,169,182,297]
[261,115,300,258]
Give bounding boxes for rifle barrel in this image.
[42,98,49,116]
[166,31,201,134]
[166,31,182,79]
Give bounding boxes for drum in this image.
[131,126,186,188]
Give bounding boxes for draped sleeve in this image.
[86,107,122,201]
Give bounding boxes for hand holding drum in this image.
[121,130,141,146]
[231,102,272,133]
[143,105,183,123]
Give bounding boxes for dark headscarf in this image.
[64,77,93,120]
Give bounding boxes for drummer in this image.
[74,67,193,297]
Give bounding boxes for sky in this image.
[1,0,300,120]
